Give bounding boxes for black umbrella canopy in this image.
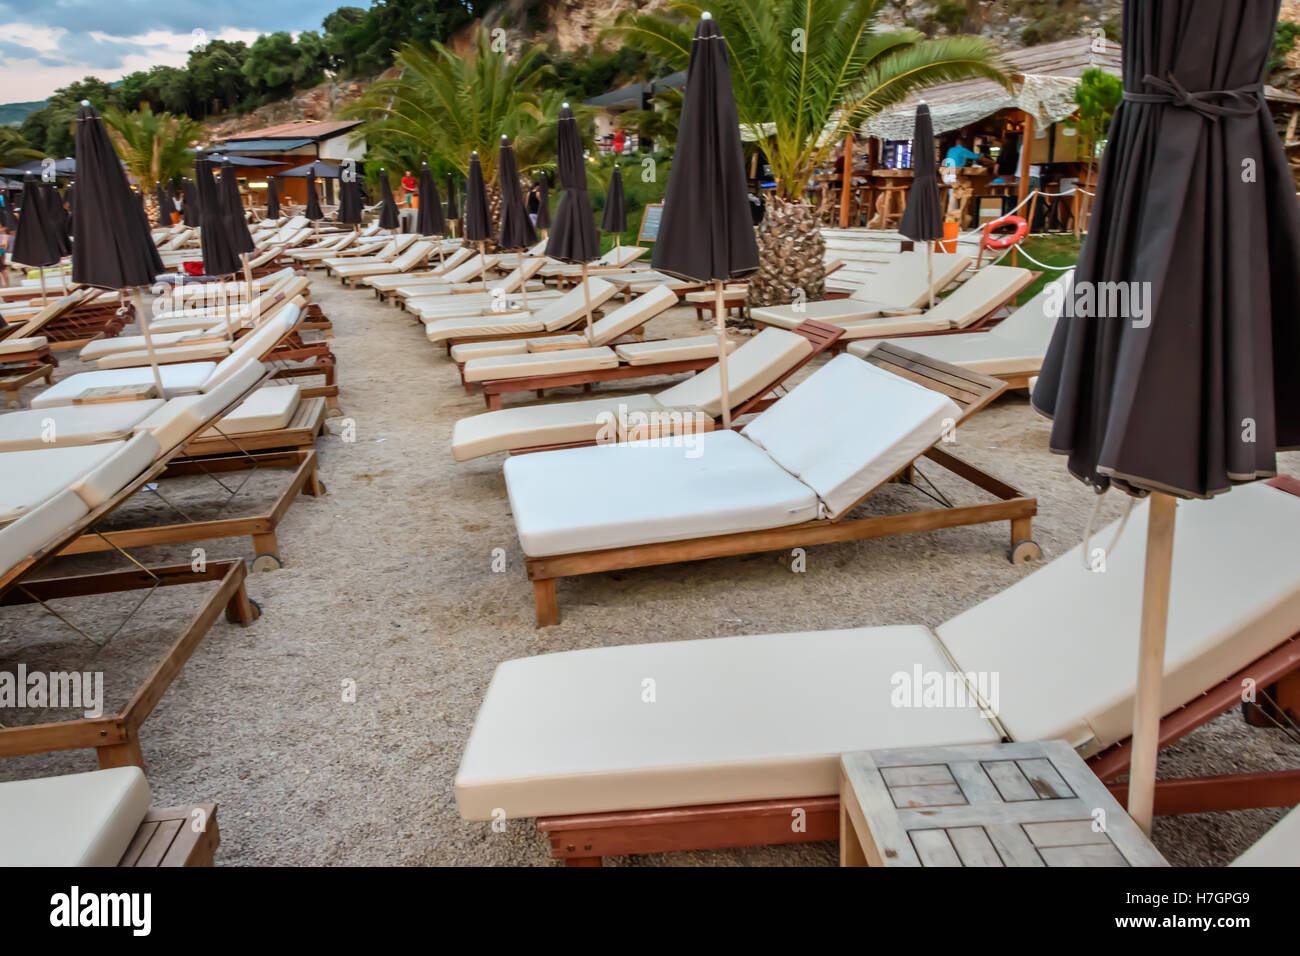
[462,153,491,242]
[196,157,241,277]
[69,102,164,288]
[416,163,446,236]
[534,173,550,230]
[304,175,323,221]
[496,138,536,251]
[1032,0,1300,500]
[600,162,626,235]
[181,177,201,227]
[218,161,255,255]
[155,183,170,227]
[11,175,60,268]
[38,181,71,256]
[445,173,458,221]
[338,174,363,225]
[651,14,758,282]
[545,104,600,263]
[377,171,401,230]
[279,160,340,178]
[898,103,942,242]
[265,176,280,219]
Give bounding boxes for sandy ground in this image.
[1,274,1296,867]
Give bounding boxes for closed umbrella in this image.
[304,174,323,230]
[416,162,447,264]
[71,101,167,396]
[651,12,759,427]
[155,183,170,227]
[497,137,537,308]
[898,101,943,308]
[600,161,626,250]
[534,173,550,232]
[181,177,200,227]
[1030,0,1300,834]
[463,152,492,291]
[218,161,254,256]
[546,103,601,340]
[338,174,363,227]
[38,181,71,258]
[377,171,401,232]
[11,174,62,302]
[265,176,280,220]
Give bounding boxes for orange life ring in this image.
[982,215,1029,249]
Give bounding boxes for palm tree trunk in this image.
[745,197,826,311]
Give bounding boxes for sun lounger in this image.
[424,279,621,350]
[540,245,649,278]
[321,233,419,274]
[0,767,219,866]
[503,346,1037,626]
[0,334,57,407]
[753,265,1034,344]
[366,246,478,298]
[848,273,1068,388]
[456,478,1300,863]
[356,250,498,290]
[1231,804,1299,866]
[395,256,547,304]
[1,288,129,348]
[333,240,441,285]
[750,251,973,327]
[451,320,843,461]
[408,290,566,324]
[289,231,368,263]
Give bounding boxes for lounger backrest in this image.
[11,288,92,337]
[742,354,961,518]
[390,234,418,257]
[598,246,648,268]
[436,246,476,274]
[69,431,161,508]
[591,285,677,345]
[1231,804,1300,866]
[502,256,548,289]
[937,480,1300,753]
[654,327,812,418]
[982,271,1070,348]
[391,241,435,271]
[926,265,1034,329]
[528,239,549,256]
[138,360,265,453]
[536,278,619,331]
[849,252,970,307]
[444,254,496,283]
[201,304,299,391]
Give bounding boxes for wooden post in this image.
[1016,110,1035,210]
[838,135,854,229]
[582,261,593,345]
[715,279,731,429]
[132,287,166,400]
[1128,492,1178,835]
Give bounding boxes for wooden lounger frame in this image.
[536,635,1300,865]
[119,803,220,867]
[525,344,1038,627]
[181,395,327,457]
[0,558,257,769]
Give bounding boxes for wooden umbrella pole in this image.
[222,275,235,346]
[39,269,47,305]
[1128,491,1178,835]
[716,279,732,429]
[132,287,166,399]
[519,254,529,311]
[582,261,593,345]
[926,243,935,310]
[480,241,489,292]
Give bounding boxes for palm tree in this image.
[347,30,553,231]
[606,0,1009,306]
[103,105,202,198]
[0,128,41,169]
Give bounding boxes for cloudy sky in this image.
[0,1,341,101]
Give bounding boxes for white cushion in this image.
[30,363,217,408]
[1232,805,1300,866]
[455,626,999,820]
[833,313,954,338]
[743,355,961,518]
[452,394,660,461]
[751,298,900,327]
[449,339,536,362]
[96,341,232,369]
[137,362,266,454]
[533,278,619,331]
[941,481,1300,753]
[0,443,123,522]
[0,767,151,866]
[200,384,300,438]
[81,329,217,362]
[654,327,812,418]
[504,429,819,557]
[614,334,735,366]
[462,347,618,383]
[0,489,88,579]
[426,315,544,344]
[202,308,297,391]
[848,251,971,307]
[589,285,677,344]
[0,401,163,452]
[69,431,161,508]
[0,336,48,356]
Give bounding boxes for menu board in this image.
[637,203,664,243]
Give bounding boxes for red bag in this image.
[182,261,204,277]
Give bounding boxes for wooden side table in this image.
[840,740,1168,867]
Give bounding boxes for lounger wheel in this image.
[248,599,262,621]
[251,553,284,572]
[1008,539,1042,565]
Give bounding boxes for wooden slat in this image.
[948,826,1004,866]
[118,821,158,867]
[134,819,183,867]
[982,760,1040,802]
[910,829,962,866]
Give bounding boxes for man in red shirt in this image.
[401,170,418,206]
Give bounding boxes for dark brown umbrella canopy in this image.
[265,176,280,219]
[496,138,536,251]
[898,103,942,242]
[196,157,241,276]
[651,15,758,282]
[181,177,201,226]
[377,173,401,230]
[600,162,626,235]
[445,173,458,221]
[38,181,71,257]
[338,174,363,225]
[155,183,170,227]
[69,103,164,288]
[12,175,61,268]
[219,161,254,255]
[462,152,491,243]
[1031,0,1300,499]
[304,175,323,221]
[534,173,550,229]
[545,105,600,263]
[416,163,446,236]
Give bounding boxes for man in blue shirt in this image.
[943,141,984,167]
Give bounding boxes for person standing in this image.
[401,169,418,207]
[0,224,11,288]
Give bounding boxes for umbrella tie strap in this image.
[1124,73,1262,121]
[1079,489,1137,570]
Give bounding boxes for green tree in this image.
[242,31,329,104]
[20,76,120,156]
[103,105,203,193]
[0,127,41,168]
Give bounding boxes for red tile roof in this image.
[223,120,362,143]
